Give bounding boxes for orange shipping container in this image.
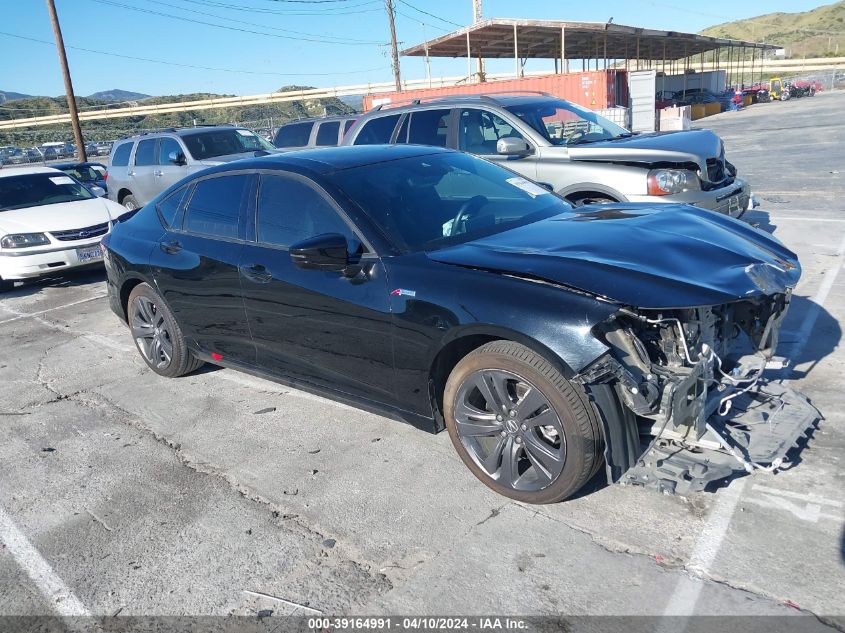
[362,70,628,112]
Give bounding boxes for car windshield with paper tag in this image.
[0,172,94,212]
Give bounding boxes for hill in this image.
[87,89,151,102]
[700,1,845,58]
[0,86,357,146]
[0,90,34,105]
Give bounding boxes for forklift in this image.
[769,77,789,101]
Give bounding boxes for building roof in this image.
[400,18,778,62]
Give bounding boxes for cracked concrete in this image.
[0,94,844,623]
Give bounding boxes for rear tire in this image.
[443,340,604,504]
[127,283,203,378]
[122,194,140,211]
[0,278,14,292]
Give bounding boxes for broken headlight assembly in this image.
[579,296,819,495]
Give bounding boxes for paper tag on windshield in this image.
[506,177,549,198]
[49,176,75,185]
[236,129,255,137]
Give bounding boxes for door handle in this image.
[127,170,136,177]
[154,170,163,177]
[239,263,272,283]
[159,239,182,254]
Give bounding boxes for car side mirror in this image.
[496,137,532,156]
[168,151,187,166]
[290,233,349,272]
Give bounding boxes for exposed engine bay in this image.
[577,291,820,495]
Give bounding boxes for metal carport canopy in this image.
[399,18,778,61]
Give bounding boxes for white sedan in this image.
[0,165,132,291]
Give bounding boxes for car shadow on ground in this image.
[743,208,777,234]
[841,524,845,564]
[2,266,107,300]
[782,295,841,380]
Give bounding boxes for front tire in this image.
[0,277,14,292]
[127,283,203,377]
[443,341,604,504]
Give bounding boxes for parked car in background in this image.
[0,165,130,291]
[272,114,358,150]
[53,161,108,196]
[107,125,279,210]
[342,93,752,216]
[95,142,113,156]
[25,147,44,163]
[0,146,19,164]
[102,145,814,502]
[3,149,29,165]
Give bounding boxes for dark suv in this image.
[272,115,358,151]
[342,93,752,215]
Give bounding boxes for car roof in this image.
[209,144,452,175]
[119,125,254,141]
[278,114,356,126]
[0,165,62,178]
[369,93,562,113]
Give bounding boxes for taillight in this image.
[104,171,109,181]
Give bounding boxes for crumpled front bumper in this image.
[620,374,820,496]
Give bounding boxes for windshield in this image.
[0,172,94,212]
[332,151,572,252]
[505,100,629,146]
[181,128,275,160]
[60,166,102,182]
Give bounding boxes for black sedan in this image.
[102,145,816,503]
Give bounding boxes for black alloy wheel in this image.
[127,283,203,377]
[444,341,604,504]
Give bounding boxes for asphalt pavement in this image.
[0,91,843,629]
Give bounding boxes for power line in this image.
[88,0,386,45]
[394,9,450,32]
[396,0,462,28]
[172,0,381,15]
[148,0,382,43]
[0,31,386,111]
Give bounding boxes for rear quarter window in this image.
[352,114,401,145]
[110,142,133,167]
[156,185,189,228]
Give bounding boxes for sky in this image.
[0,0,832,98]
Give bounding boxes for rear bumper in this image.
[628,177,752,218]
[0,240,105,280]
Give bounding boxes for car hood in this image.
[427,204,800,309]
[565,129,722,174]
[0,197,126,234]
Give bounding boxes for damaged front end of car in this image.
[574,291,820,495]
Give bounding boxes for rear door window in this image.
[134,139,156,166]
[111,142,133,167]
[182,174,250,240]
[406,109,452,147]
[315,121,341,146]
[352,114,401,145]
[274,122,313,147]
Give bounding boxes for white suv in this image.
[0,165,130,291]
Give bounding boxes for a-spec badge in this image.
[390,288,416,298]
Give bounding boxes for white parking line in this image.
[0,294,107,325]
[770,217,845,223]
[662,229,845,617]
[0,505,90,616]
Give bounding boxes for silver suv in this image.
[107,125,277,210]
[342,93,752,216]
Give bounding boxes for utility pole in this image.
[45,0,86,162]
[472,0,485,81]
[385,0,401,92]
